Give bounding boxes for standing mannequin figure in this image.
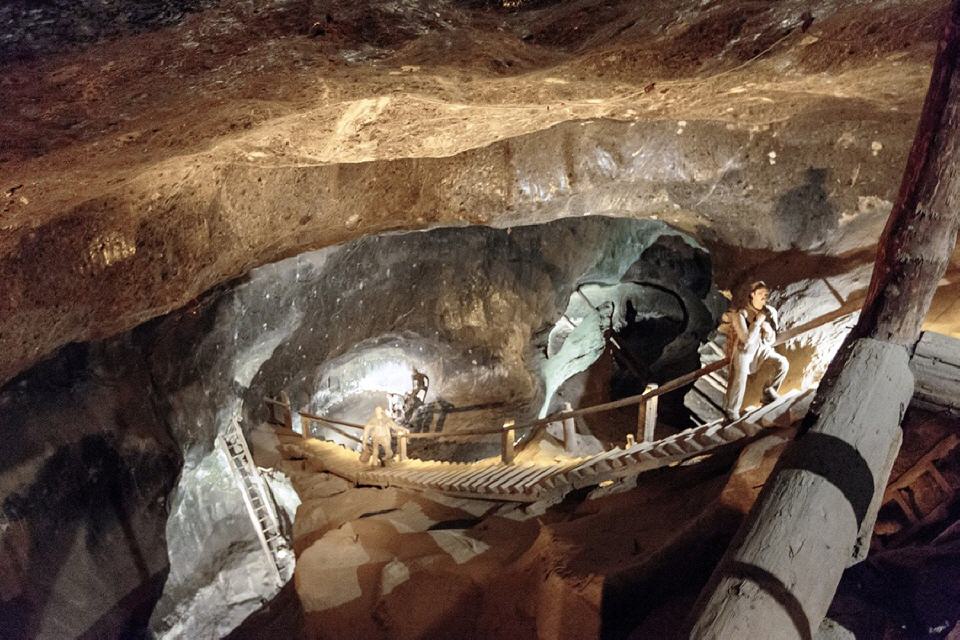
[722,281,789,421]
[360,406,408,466]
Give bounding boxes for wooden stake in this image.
[501,420,516,465]
[279,391,293,431]
[637,384,659,442]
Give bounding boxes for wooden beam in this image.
[845,14,960,347]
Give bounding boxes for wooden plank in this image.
[430,466,472,488]
[685,387,726,425]
[491,464,539,492]
[450,464,500,491]
[911,350,960,409]
[656,440,686,456]
[744,391,797,427]
[465,466,514,492]
[571,448,623,473]
[760,391,804,428]
[628,450,661,463]
[415,468,456,487]
[522,466,564,492]
[487,464,532,491]
[914,331,960,362]
[676,433,706,453]
[499,465,550,493]
[885,433,960,495]
[787,389,816,424]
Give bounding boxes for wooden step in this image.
[685,386,726,425]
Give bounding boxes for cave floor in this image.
[252,399,960,640]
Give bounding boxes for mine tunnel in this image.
[3,1,960,639]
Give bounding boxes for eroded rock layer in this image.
[1,0,951,386]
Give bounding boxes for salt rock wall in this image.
[0,215,713,638]
[0,108,911,389]
[0,341,180,639]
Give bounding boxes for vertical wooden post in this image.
[398,432,408,462]
[279,391,293,431]
[501,420,516,465]
[637,384,659,442]
[561,402,576,454]
[626,434,636,447]
[563,417,577,453]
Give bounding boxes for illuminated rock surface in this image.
[2,0,960,638]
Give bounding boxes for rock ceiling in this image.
[1,0,955,385]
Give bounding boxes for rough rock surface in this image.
[0,216,716,637]
[2,0,956,387]
[0,342,181,639]
[3,0,960,637]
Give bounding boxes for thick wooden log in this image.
[690,339,914,640]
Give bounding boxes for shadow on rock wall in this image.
[773,167,838,251]
[0,341,180,639]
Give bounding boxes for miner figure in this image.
[721,280,789,422]
[360,406,408,466]
[410,369,429,403]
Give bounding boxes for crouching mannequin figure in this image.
[722,281,789,421]
[360,406,408,466]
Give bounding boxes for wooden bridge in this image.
[264,300,865,502]
[274,389,814,502]
[269,330,960,504]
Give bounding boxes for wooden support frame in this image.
[689,4,960,637]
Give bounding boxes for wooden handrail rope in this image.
[298,412,364,443]
[298,410,365,430]
[268,305,853,446]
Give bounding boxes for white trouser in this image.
[723,344,789,417]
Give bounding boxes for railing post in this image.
[626,434,636,447]
[637,384,659,442]
[501,419,516,465]
[292,410,305,438]
[279,391,293,431]
[398,432,408,462]
[561,402,576,454]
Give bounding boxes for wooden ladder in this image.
[217,418,284,585]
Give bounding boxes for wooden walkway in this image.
[277,389,815,503]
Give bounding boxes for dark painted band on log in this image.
[778,433,875,528]
[723,561,812,640]
[688,339,914,640]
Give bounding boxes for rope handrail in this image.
[276,357,729,443]
[298,411,365,443]
[267,305,855,448]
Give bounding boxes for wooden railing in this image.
[265,304,858,466]
[264,358,728,464]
